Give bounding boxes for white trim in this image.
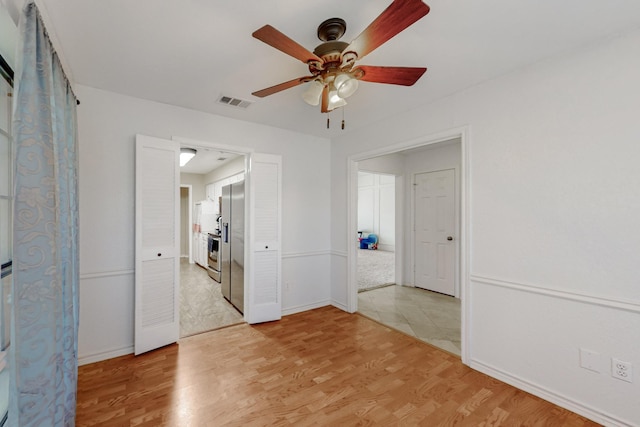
[394,175,404,288]
[331,301,348,312]
[469,358,635,427]
[78,345,134,366]
[282,250,331,259]
[331,250,348,258]
[346,125,470,364]
[460,127,471,364]
[180,184,193,264]
[471,274,640,313]
[282,300,330,316]
[79,269,134,280]
[172,136,255,156]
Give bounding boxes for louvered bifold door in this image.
[247,153,282,324]
[134,135,180,355]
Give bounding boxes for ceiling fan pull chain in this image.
[327,115,330,129]
[342,107,345,130]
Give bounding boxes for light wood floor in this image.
[76,306,598,426]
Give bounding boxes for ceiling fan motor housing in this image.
[313,41,349,65]
[317,17,347,41]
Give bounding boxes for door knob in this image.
[447,236,453,241]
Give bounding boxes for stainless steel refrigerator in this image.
[220,181,244,313]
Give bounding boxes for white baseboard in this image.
[331,300,349,312]
[470,358,634,427]
[78,346,133,366]
[282,300,330,316]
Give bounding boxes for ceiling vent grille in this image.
[217,95,252,109]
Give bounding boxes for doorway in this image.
[178,145,247,337]
[135,135,283,354]
[351,134,466,358]
[356,171,396,293]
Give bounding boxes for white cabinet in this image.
[193,233,200,265]
[205,183,215,202]
[205,173,245,215]
[194,232,209,267]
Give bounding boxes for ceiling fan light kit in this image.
[251,0,430,126]
[302,79,324,106]
[334,73,358,98]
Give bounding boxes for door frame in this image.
[347,126,470,363]
[410,168,459,298]
[180,184,193,264]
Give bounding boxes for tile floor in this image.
[358,284,462,356]
[180,258,244,337]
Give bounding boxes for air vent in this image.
[217,157,228,161]
[217,95,252,109]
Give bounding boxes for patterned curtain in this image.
[9,1,79,426]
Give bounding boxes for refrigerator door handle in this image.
[223,223,229,243]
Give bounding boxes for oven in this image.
[207,233,221,282]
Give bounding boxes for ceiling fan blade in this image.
[344,0,430,60]
[355,65,427,86]
[253,25,323,64]
[321,85,329,113]
[252,77,308,98]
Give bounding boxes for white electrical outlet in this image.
[611,358,633,383]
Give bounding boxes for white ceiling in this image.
[180,147,240,175]
[38,0,640,139]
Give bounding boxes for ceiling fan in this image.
[251,0,430,114]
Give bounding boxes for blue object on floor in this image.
[359,233,378,249]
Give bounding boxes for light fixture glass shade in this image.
[334,73,359,98]
[180,148,197,167]
[302,80,324,106]
[327,89,347,110]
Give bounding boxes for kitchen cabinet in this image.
[194,232,209,267]
[204,173,245,215]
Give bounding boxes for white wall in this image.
[77,85,332,364]
[330,29,640,426]
[358,153,404,175]
[180,173,205,202]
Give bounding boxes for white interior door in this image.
[414,169,455,295]
[246,153,282,324]
[134,134,180,355]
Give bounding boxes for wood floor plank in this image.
[76,306,599,426]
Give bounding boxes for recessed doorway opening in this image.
[350,132,467,359]
[178,144,247,338]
